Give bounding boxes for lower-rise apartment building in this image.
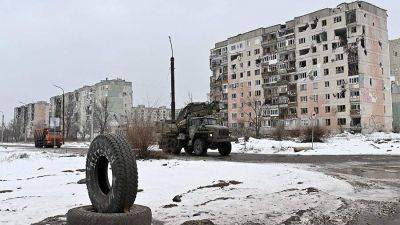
[210,1,392,133]
[14,101,50,140]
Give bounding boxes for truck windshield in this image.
[202,118,217,125]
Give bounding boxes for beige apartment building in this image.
[50,78,133,139]
[14,101,50,140]
[390,38,400,131]
[210,1,392,133]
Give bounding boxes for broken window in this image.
[320,32,327,42]
[299,38,306,44]
[351,118,361,127]
[350,90,360,97]
[334,28,348,46]
[337,79,345,86]
[348,63,359,76]
[324,68,329,75]
[322,20,327,27]
[325,81,330,87]
[314,107,319,114]
[299,48,310,56]
[325,94,330,100]
[312,58,318,65]
[323,56,329,63]
[351,26,357,33]
[312,46,317,53]
[326,119,331,126]
[311,18,318,29]
[337,105,346,112]
[336,66,345,74]
[298,24,309,32]
[301,108,308,114]
[336,54,344,61]
[337,118,346,125]
[346,10,356,24]
[323,44,328,51]
[334,16,342,23]
[299,60,307,68]
[325,106,331,113]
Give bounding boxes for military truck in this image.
[157,102,234,156]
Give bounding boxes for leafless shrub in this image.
[271,124,286,141]
[300,125,329,142]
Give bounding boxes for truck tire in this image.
[86,134,138,213]
[193,138,207,156]
[66,205,152,225]
[218,142,231,156]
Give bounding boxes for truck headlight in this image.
[209,133,213,137]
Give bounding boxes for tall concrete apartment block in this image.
[50,78,133,139]
[210,29,265,128]
[390,38,400,131]
[210,1,392,133]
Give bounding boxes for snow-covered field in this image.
[233,132,400,155]
[0,146,362,225]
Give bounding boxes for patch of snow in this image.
[232,132,400,155]
[0,147,358,225]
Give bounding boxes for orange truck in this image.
[34,128,63,148]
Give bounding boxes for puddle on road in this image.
[338,165,400,180]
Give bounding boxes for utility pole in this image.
[54,85,65,144]
[90,89,94,141]
[169,36,176,121]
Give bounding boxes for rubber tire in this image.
[66,205,151,225]
[56,145,61,148]
[86,134,138,213]
[193,138,207,156]
[218,142,232,156]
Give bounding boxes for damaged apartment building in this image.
[209,1,392,133]
[50,78,133,140]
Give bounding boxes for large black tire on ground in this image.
[193,138,207,156]
[86,134,138,213]
[66,205,151,225]
[218,142,232,156]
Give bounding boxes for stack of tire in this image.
[66,134,152,225]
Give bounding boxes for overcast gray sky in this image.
[0,0,399,122]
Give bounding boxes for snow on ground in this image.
[0,147,359,225]
[233,132,400,155]
[0,142,90,149]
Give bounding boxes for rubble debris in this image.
[62,170,74,173]
[181,219,215,225]
[173,195,182,202]
[197,180,242,190]
[75,169,85,172]
[37,167,44,170]
[138,189,144,192]
[77,178,86,184]
[162,204,178,208]
[304,187,319,194]
[0,190,13,194]
[195,197,234,206]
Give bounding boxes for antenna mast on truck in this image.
[169,36,176,121]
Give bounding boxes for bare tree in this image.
[64,101,78,140]
[239,96,264,138]
[93,98,111,135]
[78,118,91,141]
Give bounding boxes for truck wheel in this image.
[218,142,232,156]
[184,146,193,155]
[86,134,138,213]
[66,205,152,225]
[193,138,207,156]
[57,145,61,148]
